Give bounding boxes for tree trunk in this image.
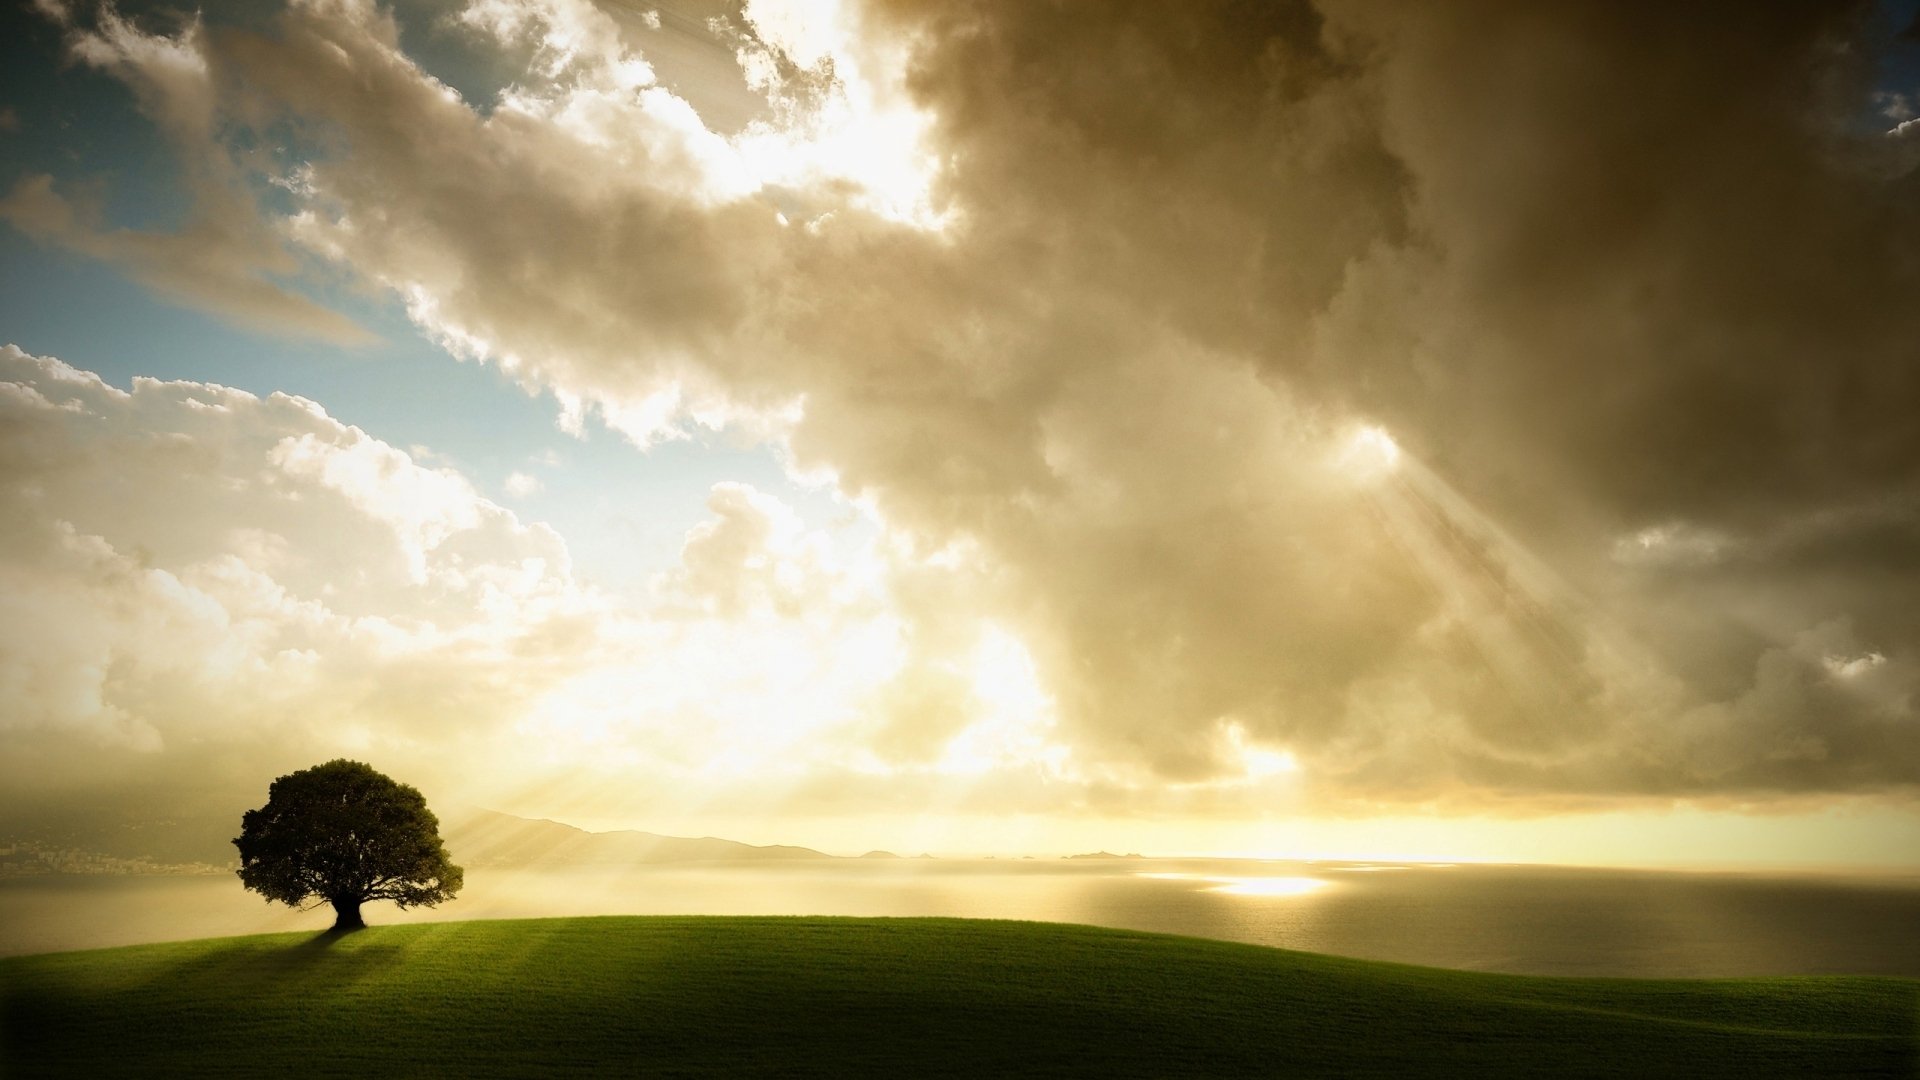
[330,896,366,931]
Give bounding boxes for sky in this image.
[3,0,1919,867]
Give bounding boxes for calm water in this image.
[5,861,1917,977]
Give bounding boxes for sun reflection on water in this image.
[1207,877,1330,897]
[1135,872,1331,897]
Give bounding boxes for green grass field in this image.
[2,916,1914,1077]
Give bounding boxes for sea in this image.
[4,859,1917,977]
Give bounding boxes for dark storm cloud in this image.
[855,0,1920,800]
[1320,2,1920,525]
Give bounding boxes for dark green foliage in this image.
[233,760,461,929]
[2,917,1914,1078]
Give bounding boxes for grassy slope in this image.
[2,917,1914,1078]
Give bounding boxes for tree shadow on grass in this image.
[137,927,409,995]
[304,924,365,948]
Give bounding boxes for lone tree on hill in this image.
[235,759,463,931]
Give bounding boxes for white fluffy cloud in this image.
[0,345,585,766]
[0,346,1088,840]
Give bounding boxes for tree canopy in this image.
[234,759,463,930]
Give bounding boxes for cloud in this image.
[0,346,1085,847]
[854,0,1920,802]
[0,345,587,779]
[0,5,370,344]
[504,471,543,497]
[11,0,1920,814]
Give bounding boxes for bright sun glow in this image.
[1338,424,1402,481]
[1222,721,1299,781]
[937,625,1069,776]
[732,0,947,229]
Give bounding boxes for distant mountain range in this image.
[0,810,945,876]
[447,810,840,867]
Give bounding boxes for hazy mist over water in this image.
[6,861,1917,977]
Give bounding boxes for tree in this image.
[234,759,463,931]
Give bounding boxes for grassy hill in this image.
[3,917,1914,1077]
